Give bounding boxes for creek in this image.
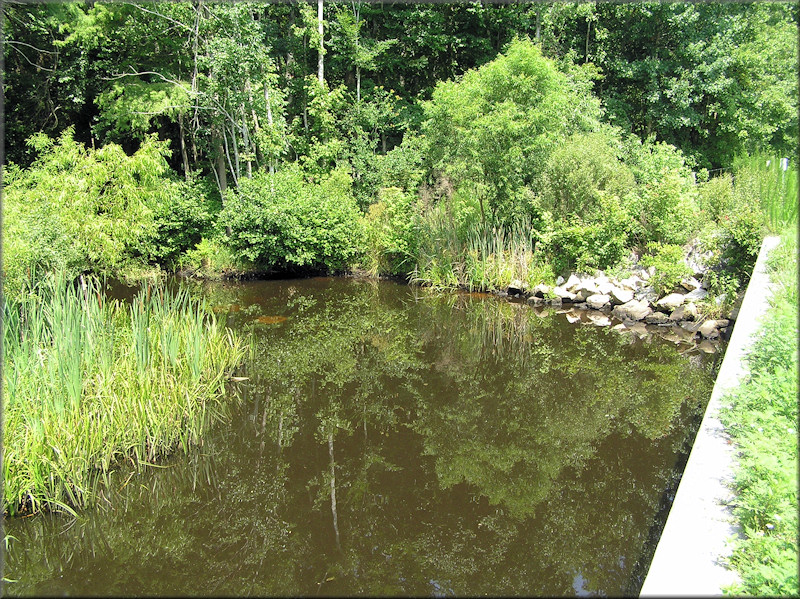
[3,277,721,596]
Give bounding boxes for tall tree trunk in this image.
[178,112,190,181]
[535,7,541,42]
[356,65,361,102]
[215,137,227,195]
[214,134,232,236]
[264,83,276,179]
[317,0,324,84]
[585,19,591,63]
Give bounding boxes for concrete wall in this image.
[639,236,781,597]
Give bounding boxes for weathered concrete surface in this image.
[639,235,780,597]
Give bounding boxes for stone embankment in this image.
[502,265,732,350]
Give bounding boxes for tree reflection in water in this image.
[4,277,720,596]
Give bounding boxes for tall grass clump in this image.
[411,198,551,292]
[733,153,798,232]
[2,273,244,517]
[719,226,798,596]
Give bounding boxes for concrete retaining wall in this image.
[639,235,781,597]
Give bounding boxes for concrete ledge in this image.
[639,235,781,597]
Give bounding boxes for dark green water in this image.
[3,277,721,596]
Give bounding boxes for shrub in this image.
[140,176,217,268]
[720,203,765,281]
[364,187,419,276]
[219,166,365,273]
[545,190,633,274]
[539,131,636,222]
[641,242,693,297]
[697,173,736,225]
[2,129,183,296]
[622,136,699,247]
[422,38,604,225]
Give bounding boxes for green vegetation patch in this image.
[719,226,798,596]
[2,273,245,517]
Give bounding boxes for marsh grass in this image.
[719,226,798,596]
[412,211,552,291]
[734,154,799,232]
[3,273,244,517]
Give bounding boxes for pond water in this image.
[3,277,722,596]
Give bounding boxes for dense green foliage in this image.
[719,228,798,596]
[2,129,213,296]
[4,3,796,286]
[2,274,244,516]
[422,38,602,225]
[219,166,364,273]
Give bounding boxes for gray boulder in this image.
[586,294,611,310]
[656,293,686,310]
[552,286,577,302]
[609,286,634,305]
[507,279,525,296]
[684,287,708,302]
[531,283,550,298]
[564,274,582,292]
[645,311,670,325]
[669,303,698,322]
[635,286,659,305]
[612,299,652,322]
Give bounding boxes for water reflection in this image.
[4,278,720,596]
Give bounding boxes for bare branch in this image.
[6,43,57,72]
[4,39,58,55]
[124,2,193,33]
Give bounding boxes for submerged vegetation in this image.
[719,227,798,596]
[2,274,244,516]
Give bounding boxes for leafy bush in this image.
[720,202,765,280]
[545,190,633,274]
[622,136,699,246]
[539,131,636,221]
[140,175,217,267]
[180,237,244,278]
[2,129,183,296]
[364,187,419,276]
[697,173,736,225]
[219,166,365,273]
[629,169,699,246]
[422,38,603,224]
[641,242,693,297]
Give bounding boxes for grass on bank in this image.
[2,272,245,517]
[719,225,798,596]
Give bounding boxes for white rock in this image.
[612,299,652,321]
[508,279,525,295]
[586,294,611,310]
[564,274,581,291]
[684,287,708,302]
[656,293,686,310]
[699,319,721,339]
[597,281,615,295]
[552,286,577,301]
[532,283,550,298]
[680,276,703,291]
[609,286,634,305]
